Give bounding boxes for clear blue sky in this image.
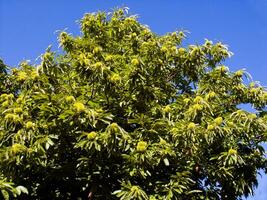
[0,0,266,199]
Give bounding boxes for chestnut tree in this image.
[0,8,266,200]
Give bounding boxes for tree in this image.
[0,8,266,200]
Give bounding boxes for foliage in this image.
[0,8,267,199]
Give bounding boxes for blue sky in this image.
[0,0,266,199]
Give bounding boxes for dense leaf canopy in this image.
[0,8,266,200]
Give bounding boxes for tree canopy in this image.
[0,8,266,200]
